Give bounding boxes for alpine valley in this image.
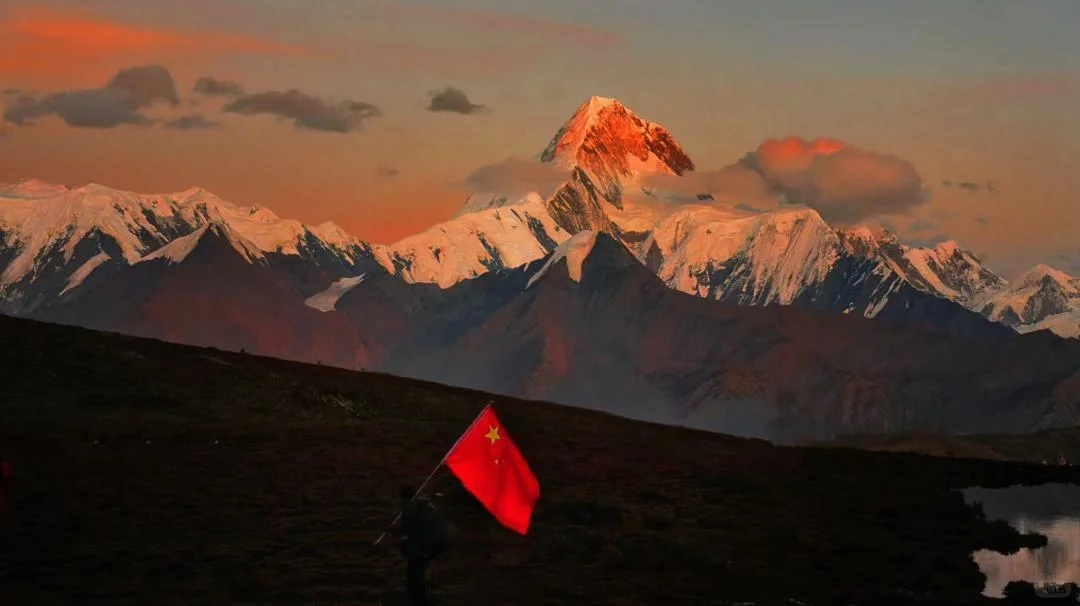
[3,97,1080,442]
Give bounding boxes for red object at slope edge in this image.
[444,405,540,535]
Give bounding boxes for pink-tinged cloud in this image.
[747,137,927,223]
[752,137,847,177]
[0,6,306,84]
[647,137,927,224]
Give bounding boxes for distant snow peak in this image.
[305,274,367,312]
[1014,263,1076,289]
[309,221,354,246]
[383,197,569,288]
[526,230,598,289]
[835,225,1007,305]
[648,205,840,305]
[0,178,72,199]
[975,263,1079,336]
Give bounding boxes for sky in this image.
[0,0,1078,277]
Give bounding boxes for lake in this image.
[963,483,1080,598]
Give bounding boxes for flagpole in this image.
[371,402,492,547]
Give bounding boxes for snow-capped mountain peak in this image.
[836,226,1007,304]
[645,204,843,305]
[309,220,356,246]
[538,96,623,165]
[1012,264,1077,290]
[539,95,695,179]
[974,263,1079,336]
[0,178,73,199]
[383,98,700,290]
[379,196,569,288]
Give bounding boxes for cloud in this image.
[741,137,928,224]
[645,137,926,223]
[0,6,306,84]
[222,89,381,133]
[2,64,179,128]
[426,87,487,115]
[4,89,149,128]
[107,65,179,107]
[193,76,244,98]
[164,113,221,130]
[464,157,571,199]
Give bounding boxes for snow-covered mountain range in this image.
[2,95,1079,440]
[0,179,378,315]
[1,96,1075,340]
[373,96,1075,339]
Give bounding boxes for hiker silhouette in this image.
[391,485,448,606]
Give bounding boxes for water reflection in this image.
[963,484,1080,598]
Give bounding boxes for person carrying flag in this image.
[376,403,540,604]
[391,485,448,606]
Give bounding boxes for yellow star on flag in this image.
[484,424,501,445]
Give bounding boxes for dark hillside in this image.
[1,315,1078,605]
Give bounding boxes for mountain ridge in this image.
[13,191,1080,440]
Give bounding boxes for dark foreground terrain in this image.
[2,315,1079,605]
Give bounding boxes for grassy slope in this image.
[2,315,1079,605]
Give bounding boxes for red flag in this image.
[444,405,540,535]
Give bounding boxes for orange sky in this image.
[1,1,1078,276]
